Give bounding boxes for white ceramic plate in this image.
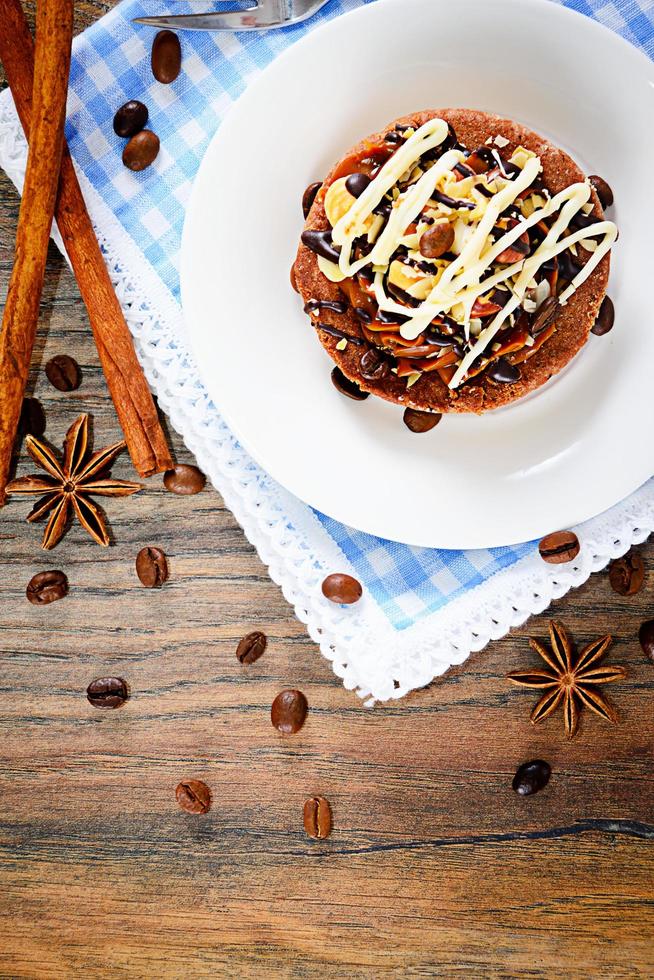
[182,0,654,549]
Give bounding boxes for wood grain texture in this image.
[0,4,653,976]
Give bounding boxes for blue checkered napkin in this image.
[11,0,653,635]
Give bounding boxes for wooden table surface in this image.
[1,4,653,977]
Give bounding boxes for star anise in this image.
[508,620,626,738]
[6,414,141,549]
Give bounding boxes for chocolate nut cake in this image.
[293,109,617,413]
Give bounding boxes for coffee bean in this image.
[487,357,521,384]
[419,222,454,259]
[530,296,560,335]
[135,546,169,588]
[538,530,580,564]
[589,174,614,209]
[175,779,211,814]
[609,552,645,596]
[122,130,160,172]
[151,29,182,84]
[45,354,81,392]
[163,464,206,495]
[302,181,322,218]
[301,230,341,264]
[18,397,45,437]
[359,348,390,382]
[236,630,267,664]
[322,573,362,605]
[271,689,308,734]
[290,263,299,293]
[303,796,332,839]
[26,569,68,605]
[512,759,551,796]
[403,408,442,433]
[331,367,369,401]
[638,620,654,664]
[86,677,128,709]
[113,100,149,138]
[345,173,371,198]
[591,296,615,336]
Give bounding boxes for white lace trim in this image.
[2,90,653,704]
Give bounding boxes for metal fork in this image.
[133,0,331,31]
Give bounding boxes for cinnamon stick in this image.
[0,0,173,498]
[0,0,74,506]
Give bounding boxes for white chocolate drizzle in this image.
[325,118,617,389]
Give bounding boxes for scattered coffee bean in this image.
[135,546,169,588]
[271,689,308,734]
[359,348,390,382]
[26,569,68,605]
[113,100,149,138]
[487,357,521,384]
[609,552,645,596]
[419,222,454,259]
[331,367,369,401]
[151,29,182,84]
[589,174,614,209]
[303,796,332,839]
[301,230,341,264]
[290,263,299,293]
[86,677,128,709]
[638,620,654,664]
[530,296,560,335]
[302,181,322,218]
[18,397,46,437]
[175,779,211,814]
[591,296,615,336]
[403,408,442,433]
[538,530,580,564]
[512,759,551,796]
[163,464,206,495]
[345,173,371,198]
[236,630,267,664]
[122,130,160,172]
[322,573,362,605]
[45,354,81,392]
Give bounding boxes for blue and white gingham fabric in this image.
[12,0,654,633]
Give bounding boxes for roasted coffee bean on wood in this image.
[608,552,645,596]
[303,796,332,839]
[302,182,322,218]
[539,530,580,564]
[271,689,308,734]
[331,367,369,401]
[26,570,68,605]
[512,760,551,796]
[113,100,149,138]
[18,397,46,437]
[151,30,182,84]
[322,573,362,605]
[403,408,442,433]
[136,546,169,588]
[163,464,206,495]
[122,130,160,172]
[175,779,211,814]
[638,620,654,664]
[236,630,267,664]
[591,296,615,336]
[45,354,80,392]
[589,174,614,209]
[86,677,129,709]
